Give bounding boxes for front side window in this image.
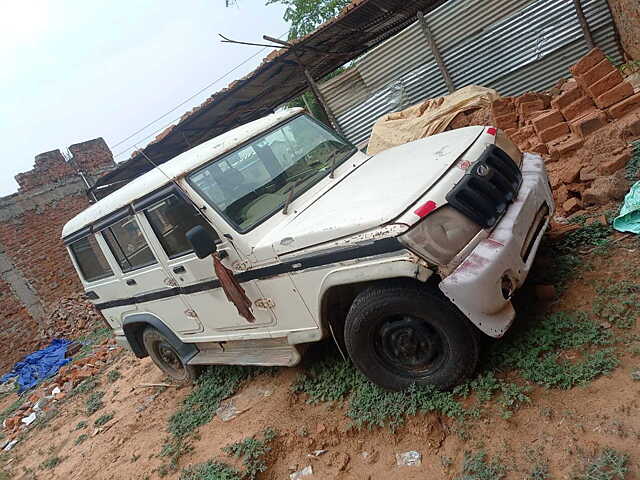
[188,114,355,232]
[101,216,157,272]
[145,194,220,258]
[69,235,113,282]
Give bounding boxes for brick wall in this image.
[609,0,640,61]
[0,138,115,373]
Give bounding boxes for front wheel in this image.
[142,328,199,384]
[344,283,479,391]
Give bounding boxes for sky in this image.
[0,0,288,196]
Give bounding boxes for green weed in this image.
[575,448,629,480]
[72,378,100,396]
[75,434,89,446]
[161,366,260,470]
[592,281,640,329]
[530,463,551,480]
[85,391,105,415]
[222,428,277,480]
[73,328,112,361]
[75,421,88,431]
[625,140,640,181]
[107,370,122,383]
[455,451,506,480]
[0,397,25,425]
[94,412,114,427]
[180,461,240,480]
[39,456,62,470]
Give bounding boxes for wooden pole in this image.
[417,11,454,93]
[303,68,345,137]
[572,0,595,50]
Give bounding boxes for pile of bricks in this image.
[491,48,640,216]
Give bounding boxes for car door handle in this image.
[126,279,137,286]
[173,266,186,274]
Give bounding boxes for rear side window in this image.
[69,235,114,282]
[101,216,157,273]
[144,194,220,258]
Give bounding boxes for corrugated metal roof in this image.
[322,0,622,146]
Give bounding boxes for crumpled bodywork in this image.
[439,153,554,337]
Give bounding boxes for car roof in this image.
[62,108,303,240]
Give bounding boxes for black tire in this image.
[142,328,199,384]
[344,283,479,391]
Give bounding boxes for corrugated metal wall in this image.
[319,0,622,146]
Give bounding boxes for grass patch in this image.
[575,448,629,480]
[222,428,277,480]
[455,451,506,480]
[73,327,112,362]
[85,391,105,415]
[75,420,87,431]
[625,140,640,181]
[0,396,24,425]
[180,461,241,480]
[75,434,89,446]
[592,280,640,329]
[72,378,100,396]
[39,456,62,470]
[293,311,618,430]
[94,412,114,427]
[161,366,261,472]
[107,369,122,383]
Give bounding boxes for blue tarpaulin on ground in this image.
[613,181,640,234]
[0,339,72,392]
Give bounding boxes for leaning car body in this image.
[62,108,554,386]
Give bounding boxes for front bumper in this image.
[439,153,554,338]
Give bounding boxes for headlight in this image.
[399,206,481,265]
[495,129,522,167]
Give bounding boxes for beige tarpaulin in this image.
[366,85,499,155]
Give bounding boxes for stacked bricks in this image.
[570,48,640,121]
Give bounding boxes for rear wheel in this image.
[344,283,478,391]
[142,328,199,383]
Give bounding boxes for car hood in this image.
[268,126,484,256]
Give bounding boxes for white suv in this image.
[63,108,553,391]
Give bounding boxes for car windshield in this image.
[187,114,356,232]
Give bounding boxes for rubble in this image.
[41,293,107,340]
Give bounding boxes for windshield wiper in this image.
[282,180,299,215]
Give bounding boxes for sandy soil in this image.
[1,236,640,480]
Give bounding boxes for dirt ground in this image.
[0,226,639,480]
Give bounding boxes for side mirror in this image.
[186,226,218,259]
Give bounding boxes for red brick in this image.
[532,109,564,133]
[560,96,596,121]
[491,97,515,117]
[563,197,583,215]
[551,83,585,110]
[598,150,631,175]
[518,99,546,119]
[607,92,640,119]
[595,81,634,109]
[570,48,606,76]
[560,162,583,184]
[530,143,549,155]
[549,136,584,156]
[539,122,570,143]
[569,110,608,138]
[579,59,617,87]
[587,69,624,99]
[494,112,518,130]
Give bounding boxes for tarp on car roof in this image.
[92,0,447,199]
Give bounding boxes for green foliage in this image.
[625,140,640,180]
[161,366,258,469]
[222,428,278,480]
[39,456,62,470]
[265,0,351,39]
[592,280,640,329]
[107,369,122,383]
[72,378,100,396]
[75,434,89,446]
[85,391,105,415]
[180,461,241,480]
[530,463,551,480]
[553,222,612,256]
[487,312,618,389]
[94,412,114,427]
[455,451,506,480]
[73,327,112,361]
[75,421,88,431]
[574,449,629,480]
